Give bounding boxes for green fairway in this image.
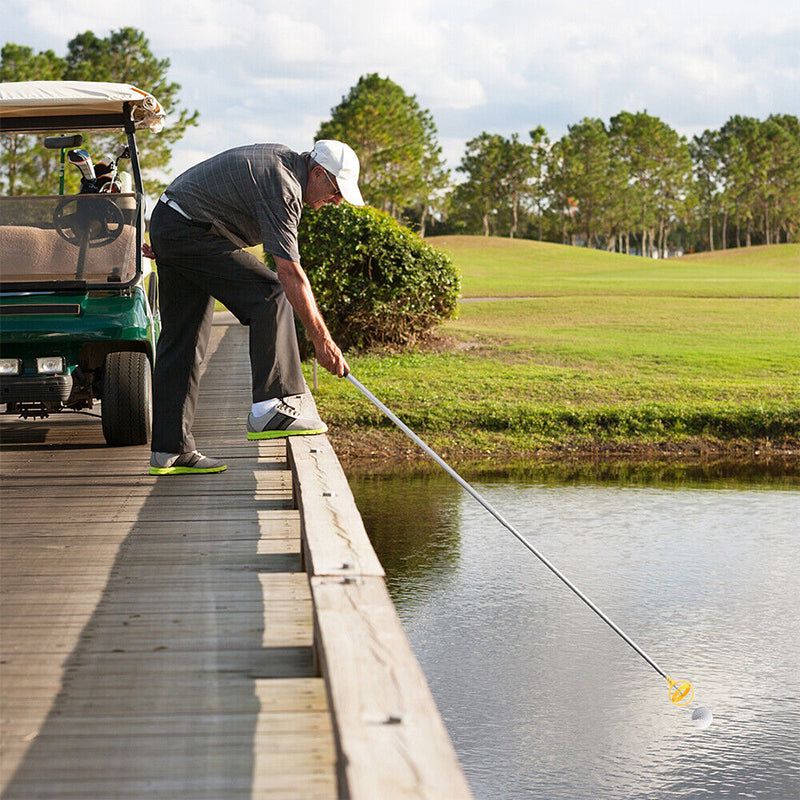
[449,295,797,389]
[310,238,800,461]
[428,236,800,298]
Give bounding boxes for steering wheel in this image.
[53,197,125,248]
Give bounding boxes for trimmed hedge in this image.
[296,204,460,352]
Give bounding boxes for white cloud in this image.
[426,76,487,111]
[3,0,798,174]
[249,13,327,62]
[21,0,237,51]
[24,0,118,43]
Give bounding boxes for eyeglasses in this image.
[322,169,341,199]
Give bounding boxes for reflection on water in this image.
[348,462,800,800]
[352,472,464,610]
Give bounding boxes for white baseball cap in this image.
[310,140,364,206]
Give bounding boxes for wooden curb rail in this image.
[288,436,474,800]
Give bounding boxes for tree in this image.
[690,129,723,251]
[452,132,508,236]
[717,116,769,247]
[0,29,198,195]
[449,132,538,238]
[502,133,535,238]
[765,115,800,243]
[316,74,448,228]
[431,110,795,252]
[0,44,67,194]
[0,43,65,81]
[609,111,691,257]
[651,130,693,258]
[548,118,612,247]
[529,125,550,241]
[709,115,800,247]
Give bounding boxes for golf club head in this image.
[67,149,95,181]
[94,155,116,178]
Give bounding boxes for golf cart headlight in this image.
[36,356,65,374]
[0,358,22,375]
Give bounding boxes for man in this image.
[146,140,363,476]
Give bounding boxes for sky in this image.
[2,0,799,178]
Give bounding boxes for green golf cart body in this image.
[0,81,164,445]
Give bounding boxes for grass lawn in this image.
[429,237,800,298]
[310,239,799,462]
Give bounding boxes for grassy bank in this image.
[307,239,799,464]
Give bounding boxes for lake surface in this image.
[348,463,800,800]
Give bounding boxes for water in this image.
[348,465,800,800]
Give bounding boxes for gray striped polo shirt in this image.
[164,144,309,262]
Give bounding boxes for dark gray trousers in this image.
[149,202,305,454]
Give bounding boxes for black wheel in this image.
[101,351,152,446]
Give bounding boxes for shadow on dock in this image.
[1,325,331,800]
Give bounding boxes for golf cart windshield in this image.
[0,81,165,291]
[0,194,139,288]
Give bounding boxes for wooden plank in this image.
[0,538,302,560]
[0,472,293,497]
[0,505,296,524]
[312,576,474,800]
[2,740,337,800]
[1,676,328,713]
[288,436,384,578]
[0,513,300,540]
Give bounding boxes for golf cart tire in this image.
[101,351,152,446]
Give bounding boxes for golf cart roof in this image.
[0,81,165,133]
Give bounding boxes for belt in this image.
[159,193,212,229]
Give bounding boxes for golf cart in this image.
[0,81,164,445]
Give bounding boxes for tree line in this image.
[451,111,799,255]
[2,32,798,255]
[316,77,799,255]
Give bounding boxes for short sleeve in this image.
[259,195,302,262]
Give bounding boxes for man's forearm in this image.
[272,255,349,376]
[272,256,331,347]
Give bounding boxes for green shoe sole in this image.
[149,465,227,475]
[247,427,327,440]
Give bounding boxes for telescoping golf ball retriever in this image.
[345,371,712,726]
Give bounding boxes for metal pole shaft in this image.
[59,148,66,195]
[346,371,669,681]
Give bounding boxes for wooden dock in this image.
[0,315,473,799]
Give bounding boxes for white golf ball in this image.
[692,707,713,729]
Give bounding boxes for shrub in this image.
[295,204,460,352]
